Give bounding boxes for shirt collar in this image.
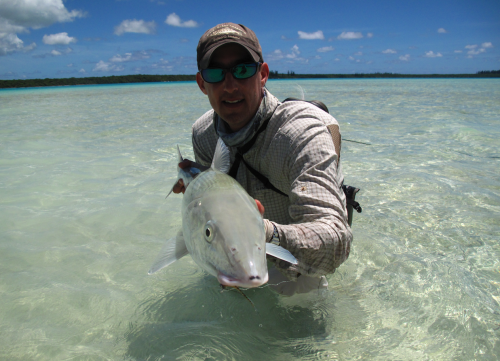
[214,88,278,148]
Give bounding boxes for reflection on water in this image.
[126,276,334,360]
[0,80,499,360]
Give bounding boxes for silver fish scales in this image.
[149,139,298,289]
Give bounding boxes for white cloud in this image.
[382,49,397,54]
[151,58,173,71]
[110,53,133,62]
[454,50,463,53]
[266,45,307,63]
[267,49,284,61]
[79,68,86,73]
[338,32,363,40]
[286,44,300,58]
[165,13,199,28]
[437,28,447,33]
[467,48,485,55]
[425,51,442,58]
[0,0,85,30]
[0,32,36,55]
[354,51,363,56]
[298,30,324,40]
[399,54,410,61]
[93,60,125,72]
[51,49,61,56]
[109,51,150,62]
[43,32,76,45]
[464,43,492,56]
[367,33,373,38]
[114,19,156,36]
[317,46,334,53]
[0,0,83,56]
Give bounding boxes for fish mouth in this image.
[217,271,268,288]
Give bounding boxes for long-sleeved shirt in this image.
[191,89,352,280]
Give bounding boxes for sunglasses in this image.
[200,62,261,83]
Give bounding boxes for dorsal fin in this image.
[176,145,184,163]
[211,138,230,173]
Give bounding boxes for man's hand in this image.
[172,178,186,194]
[255,199,265,216]
[173,159,208,194]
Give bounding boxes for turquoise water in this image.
[0,79,499,360]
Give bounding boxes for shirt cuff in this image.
[263,219,275,243]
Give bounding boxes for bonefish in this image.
[149,138,297,288]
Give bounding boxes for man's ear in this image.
[259,62,270,87]
[196,72,207,95]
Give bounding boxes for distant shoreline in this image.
[1,71,499,89]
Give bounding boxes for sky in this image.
[0,0,499,80]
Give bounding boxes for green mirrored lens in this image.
[202,68,225,83]
[233,64,257,79]
[201,63,259,83]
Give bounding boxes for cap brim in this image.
[199,40,261,70]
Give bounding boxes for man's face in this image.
[196,43,269,132]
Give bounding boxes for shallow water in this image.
[0,79,499,360]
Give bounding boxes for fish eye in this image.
[204,221,215,243]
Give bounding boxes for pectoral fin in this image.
[266,243,299,265]
[148,230,189,274]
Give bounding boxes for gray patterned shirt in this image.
[192,89,352,280]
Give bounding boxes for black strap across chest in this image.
[223,98,362,225]
[227,117,288,197]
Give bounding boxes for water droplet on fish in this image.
[259,324,262,327]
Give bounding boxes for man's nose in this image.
[223,72,238,92]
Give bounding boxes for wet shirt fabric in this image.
[192,89,352,281]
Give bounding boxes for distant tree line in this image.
[1,70,499,89]
[476,70,500,75]
[268,70,500,79]
[0,74,196,89]
[269,70,296,78]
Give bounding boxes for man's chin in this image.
[218,112,251,132]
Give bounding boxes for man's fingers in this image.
[173,179,185,194]
[255,199,265,216]
[178,159,193,169]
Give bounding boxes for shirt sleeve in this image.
[272,118,352,280]
[192,111,218,167]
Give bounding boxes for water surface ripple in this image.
[0,79,499,360]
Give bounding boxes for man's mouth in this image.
[223,99,243,104]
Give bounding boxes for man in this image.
[175,23,352,295]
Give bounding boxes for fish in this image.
[148,138,298,289]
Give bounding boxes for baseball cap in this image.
[197,23,263,70]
